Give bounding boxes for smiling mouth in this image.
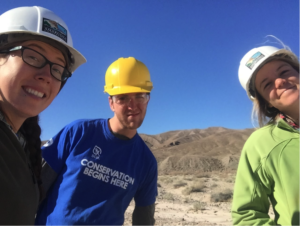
[128,113,139,117]
[25,88,45,98]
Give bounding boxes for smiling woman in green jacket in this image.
[232,44,299,225]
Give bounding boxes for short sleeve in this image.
[42,120,81,174]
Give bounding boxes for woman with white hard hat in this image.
[232,44,299,225]
[0,6,86,224]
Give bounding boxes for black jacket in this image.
[0,122,39,225]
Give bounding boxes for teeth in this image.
[25,88,44,98]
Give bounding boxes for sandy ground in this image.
[124,173,232,225]
[124,173,274,225]
[125,200,232,225]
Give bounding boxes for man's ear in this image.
[147,94,151,104]
[108,96,115,112]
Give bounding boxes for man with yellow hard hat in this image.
[36,57,157,225]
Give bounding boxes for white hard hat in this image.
[0,6,86,73]
[238,46,280,100]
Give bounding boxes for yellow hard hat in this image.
[104,57,153,96]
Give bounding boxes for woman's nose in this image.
[35,64,52,83]
[274,77,286,88]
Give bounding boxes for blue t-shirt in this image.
[35,119,157,225]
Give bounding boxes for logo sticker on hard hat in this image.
[42,18,67,42]
[246,52,265,70]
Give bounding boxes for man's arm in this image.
[132,203,155,225]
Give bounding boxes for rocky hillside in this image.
[140,127,255,175]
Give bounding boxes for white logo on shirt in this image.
[43,138,53,147]
[92,145,102,160]
[81,159,135,189]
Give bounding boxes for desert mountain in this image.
[140,127,255,175]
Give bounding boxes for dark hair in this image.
[252,54,299,127]
[20,116,44,200]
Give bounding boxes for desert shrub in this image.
[163,192,174,200]
[210,183,218,188]
[211,189,233,202]
[196,172,211,178]
[192,182,206,192]
[182,187,193,196]
[183,175,195,181]
[193,202,206,211]
[183,197,191,203]
[226,179,233,183]
[182,182,205,195]
[160,177,173,184]
[212,178,218,181]
[173,181,187,189]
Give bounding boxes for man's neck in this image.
[108,117,137,139]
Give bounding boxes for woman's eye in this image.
[264,82,271,89]
[29,56,39,61]
[280,70,289,77]
[53,68,62,75]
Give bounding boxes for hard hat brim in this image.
[104,85,153,96]
[0,31,86,73]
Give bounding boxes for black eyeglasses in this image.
[0,46,72,81]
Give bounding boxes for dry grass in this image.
[182,175,195,181]
[182,181,206,195]
[195,172,211,178]
[211,189,233,202]
[159,177,173,184]
[163,192,174,200]
[210,183,218,188]
[226,178,233,183]
[173,181,188,188]
[193,202,206,211]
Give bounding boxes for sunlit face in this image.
[0,40,64,120]
[109,93,150,130]
[255,60,299,114]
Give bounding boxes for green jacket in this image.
[232,119,299,225]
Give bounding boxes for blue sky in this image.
[2,0,299,140]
